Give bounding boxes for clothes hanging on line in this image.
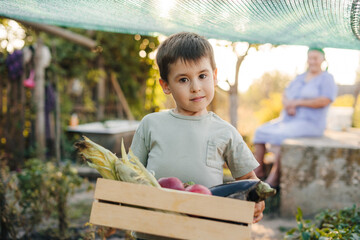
[5,50,23,81]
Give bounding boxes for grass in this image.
[68,201,92,225]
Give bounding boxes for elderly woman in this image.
[253,48,338,187]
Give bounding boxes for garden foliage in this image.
[0,159,85,239]
[285,205,360,240]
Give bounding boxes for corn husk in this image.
[75,136,160,188]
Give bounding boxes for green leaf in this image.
[301,231,311,240]
[296,208,303,224]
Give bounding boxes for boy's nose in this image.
[190,80,201,92]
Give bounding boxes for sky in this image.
[210,41,360,92]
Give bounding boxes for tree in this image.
[241,70,292,109]
[228,42,251,128]
[214,42,262,129]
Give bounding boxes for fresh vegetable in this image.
[158,177,185,191]
[209,179,276,202]
[158,177,211,195]
[183,181,195,188]
[75,136,160,188]
[185,184,212,195]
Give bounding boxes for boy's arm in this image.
[235,171,265,224]
[235,170,258,181]
[129,123,148,167]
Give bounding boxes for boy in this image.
[130,33,265,238]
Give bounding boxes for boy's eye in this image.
[179,78,189,83]
[199,74,207,79]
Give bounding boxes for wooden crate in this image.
[90,178,254,240]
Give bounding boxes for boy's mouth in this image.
[190,96,205,102]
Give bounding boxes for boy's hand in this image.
[253,200,265,223]
[235,171,266,224]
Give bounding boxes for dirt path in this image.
[252,216,297,240]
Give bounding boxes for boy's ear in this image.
[159,78,171,94]
[213,68,218,86]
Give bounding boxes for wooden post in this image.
[34,39,46,161]
[96,55,105,121]
[17,55,26,167]
[110,72,134,120]
[51,42,61,163]
[54,88,61,163]
[17,20,97,50]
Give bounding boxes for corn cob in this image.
[75,136,160,188]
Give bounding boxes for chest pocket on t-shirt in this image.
[206,140,226,170]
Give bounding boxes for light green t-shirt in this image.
[130,109,259,188]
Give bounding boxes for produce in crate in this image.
[185,184,212,195]
[159,177,212,195]
[75,136,160,188]
[209,179,276,202]
[75,136,276,202]
[158,177,185,190]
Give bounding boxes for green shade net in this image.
[1,0,360,50]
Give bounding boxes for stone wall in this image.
[280,129,360,217]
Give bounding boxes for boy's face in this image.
[159,57,217,116]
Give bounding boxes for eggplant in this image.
[209,180,276,202]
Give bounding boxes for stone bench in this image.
[280,129,360,217]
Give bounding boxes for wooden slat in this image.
[17,20,97,49]
[90,201,251,240]
[93,178,254,224]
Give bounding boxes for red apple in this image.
[185,184,212,195]
[158,177,185,191]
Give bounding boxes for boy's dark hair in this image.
[156,32,216,82]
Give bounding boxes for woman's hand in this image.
[284,97,332,110]
[253,201,265,223]
[286,106,297,115]
[283,99,298,116]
